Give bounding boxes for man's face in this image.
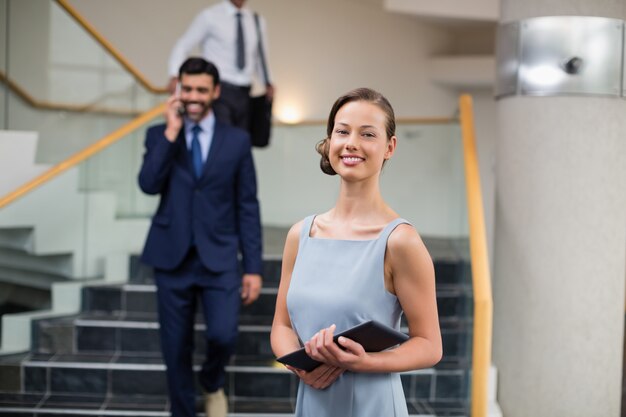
[230,0,245,9]
[179,73,221,122]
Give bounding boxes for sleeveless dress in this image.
[286,215,410,417]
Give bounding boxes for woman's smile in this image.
[340,154,365,166]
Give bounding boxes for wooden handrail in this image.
[459,94,493,417]
[0,71,143,116]
[0,106,454,207]
[2,69,455,124]
[54,0,168,95]
[0,102,167,209]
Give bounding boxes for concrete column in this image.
[493,1,626,416]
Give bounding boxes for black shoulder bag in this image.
[249,13,273,148]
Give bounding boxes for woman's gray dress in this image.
[286,215,410,417]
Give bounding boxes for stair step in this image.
[0,392,467,416]
[128,256,284,286]
[0,247,73,277]
[127,256,470,287]
[80,285,280,321]
[81,283,471,319]
[32,311,471,363]
[0,249,472,416]
[0,228,34,252]
[0,392,296,416]
[6,352,467,402]
[0,264,68,290]
[17,353,295,398]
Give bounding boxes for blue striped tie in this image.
[191,125,203,178]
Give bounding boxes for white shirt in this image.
[184,111,216,164]
[168,1,271,86]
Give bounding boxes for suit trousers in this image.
[154,247,241,417]
[213,82,251,132]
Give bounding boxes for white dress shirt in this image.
[184,111,216,164]
[168,1,271,87]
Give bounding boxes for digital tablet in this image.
[276,320,409,372]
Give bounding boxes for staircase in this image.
[0,236,473,416]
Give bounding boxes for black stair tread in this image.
[0,352,29,364]
[0,249,472,415]
[407,399,468,416]
[72,312,275,326]
[67,312,275,328]
[0,393,467,416]
[20,351,468,372]
[39,393,107,409]
[0,392,47,407]
[34,311,470,363]
[104,394,171,411]
[81,282,472,322]
[36,313,470,361]
[60,311,471,330]
[113,284,281,291]
[85,282,469,293]
[21,352,282,370]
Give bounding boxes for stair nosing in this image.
[118,285,278,295]
[0,407,299,417]
[21,357,442,375]
[73,319,272,332]
[0,406,167,416]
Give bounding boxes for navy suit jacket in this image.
[138,120,262,275]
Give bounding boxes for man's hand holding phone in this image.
[164,84,184,142]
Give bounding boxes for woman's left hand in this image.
[304,324,368,371]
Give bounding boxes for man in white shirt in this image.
[168,0,274,134]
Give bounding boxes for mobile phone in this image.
[175,82,186,116]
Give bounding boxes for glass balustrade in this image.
[1,117,468,281]
[0,0,7,129]
[0,0,167,163]
[74,118,467,237]
[252,122,468,237]
[79,122,159,219]
[0,7,474,404]
[0,0,469,294]
[79,121,467,236]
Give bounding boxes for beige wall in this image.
[69,0,460,120]
[7,0,51,98]
[31,0,498,241]
[0,1,498,243]
[33,0,498,252]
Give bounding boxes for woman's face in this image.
[328,100,396,182]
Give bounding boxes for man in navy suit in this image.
[138,57,262,417]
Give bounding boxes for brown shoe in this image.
[205,388,227,417]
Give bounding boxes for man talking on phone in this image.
[138,57,262,417]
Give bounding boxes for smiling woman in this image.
[271,87,443,417]
[326,100,395,183]
[315,88,396,176]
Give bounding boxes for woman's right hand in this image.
[286,363,345,390]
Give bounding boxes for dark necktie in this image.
[191,125,203,178]
[236,12,245,70]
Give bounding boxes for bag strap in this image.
[254,13,270,85]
